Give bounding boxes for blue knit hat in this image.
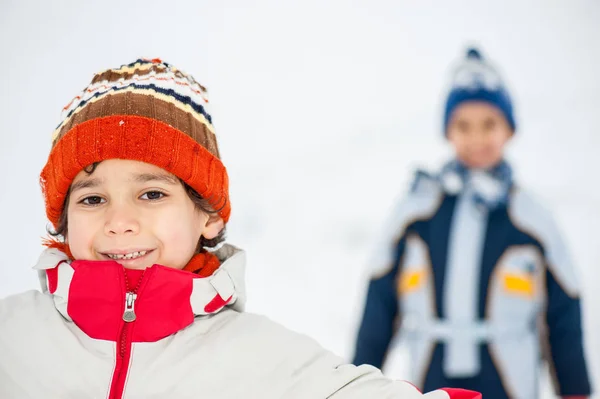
[444,48,516,134]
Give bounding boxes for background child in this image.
[352,48,593,399]
[0,58,480,399]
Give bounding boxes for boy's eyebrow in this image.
[132,173,179,185]
[70,173,179,193]
[70,178,102,193]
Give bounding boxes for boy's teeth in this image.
[107,251,147,260]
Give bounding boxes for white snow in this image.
[1,0,598,396]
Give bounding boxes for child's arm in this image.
[234,304,481,398]
[352,193,415,368]
[539,213,593,398]
[324,364,482,399]
[544,264,592,398]
[352,240,404,368]
[277,341,481,399]
[353,175,441,369]
[353,173,441,368]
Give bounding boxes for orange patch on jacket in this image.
[399,269,426,294]
[503,272,535,297]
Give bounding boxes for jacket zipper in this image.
[108,269,145,399]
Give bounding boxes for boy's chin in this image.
[460,156,502,170]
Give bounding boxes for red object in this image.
[67,261,195,342]
[183,251,221,277]
[46,266,58,294]
[441,388,482,399]
[109,268,144,399]
[204,293,233,314]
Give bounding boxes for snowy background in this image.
[1,0,598,396]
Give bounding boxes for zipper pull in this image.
[123,292,138,322]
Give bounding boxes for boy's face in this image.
[66,159,223,270]
[446,101,513,169]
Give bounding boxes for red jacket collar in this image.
[68,260,196,342]
[34,246,247,343]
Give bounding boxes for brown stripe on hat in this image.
[52,92,220,158]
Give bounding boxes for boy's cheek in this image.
[66,236,92,260]
[66,222,97,260]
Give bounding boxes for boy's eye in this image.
[483,118,496,131]
[140,191,165,200]
[456,120,469,133]
[81,196,105,206]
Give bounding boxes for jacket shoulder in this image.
[509,187,554,228]
[509,187,580,295]
[0,290,62,349]
[0,290,55,321]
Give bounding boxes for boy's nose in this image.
[104,205,140,236]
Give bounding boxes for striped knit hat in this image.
[40,58,230,230]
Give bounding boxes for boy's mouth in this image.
[101,250,154,261]
[106,251,147,260]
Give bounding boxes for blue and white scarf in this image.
[438,160,513,210]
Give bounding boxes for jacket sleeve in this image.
[539,213,592,396]
[544,270,592,396]
[242,307,481,398]
[287,354,482,399]
[352,172,442,369]
[352,235,405,368]
[280,339,481,399]
[326,363,482,399]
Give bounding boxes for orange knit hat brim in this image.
[40,114,230,228]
